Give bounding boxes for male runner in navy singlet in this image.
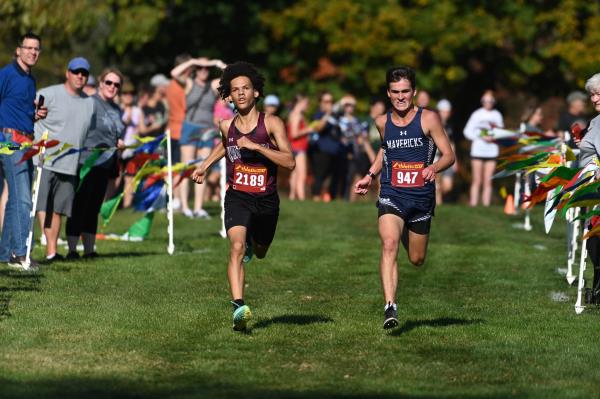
[355,66,455,329]
[192,62,295,331]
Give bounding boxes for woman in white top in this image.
[463,90,504,206]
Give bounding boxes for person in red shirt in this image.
[164,54,192,210]
[287,94,313,200]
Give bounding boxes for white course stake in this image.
[166,129,175,255]
[219,157,227,238]
[514,171,522,215]
[25,131,49,269]
[575,217,590,314]
[523,175,532,231]
[566,207,580,285]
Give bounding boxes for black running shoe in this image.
[46,253,65,263]
[66,251,80,260]
[7,255,39,272]
[383,305,399,329]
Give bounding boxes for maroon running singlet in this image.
[225,112,278,196]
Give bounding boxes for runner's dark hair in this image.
[386,66,416,89]
[218,61,265,100]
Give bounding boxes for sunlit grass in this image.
[0,200,598,399]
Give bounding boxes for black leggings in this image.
[586,236,600,295]
[66,167,109,236]
[311,151,348,200]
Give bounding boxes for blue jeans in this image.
[0,141,33,261]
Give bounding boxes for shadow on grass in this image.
[0,268,42,321]
[390,317,484,337]
[0,376,520,399]
[253,314,334,329]
[86,251,162,259]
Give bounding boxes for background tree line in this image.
[1,0,599,129]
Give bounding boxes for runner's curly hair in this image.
[218,61,265,100]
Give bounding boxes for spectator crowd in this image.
[0,32,594,270]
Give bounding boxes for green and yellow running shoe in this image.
[242,241,253,264]
[232,303,252,331]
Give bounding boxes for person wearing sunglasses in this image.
[0,32,47,271]
[33,57,95,263]
[66,68,125,259]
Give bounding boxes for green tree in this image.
[0,0,168,86]
[260,0,600,103]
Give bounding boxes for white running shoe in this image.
[41,236,67,246]
[182,208,194,219]
[194,209,211,219]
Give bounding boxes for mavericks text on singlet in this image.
[380,108,437,200]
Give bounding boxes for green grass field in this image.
[1,200,599,398]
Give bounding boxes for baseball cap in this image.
[67,57,90,72]
[436,99,452,112]
[150,73,170,87]
[264,94,280,107]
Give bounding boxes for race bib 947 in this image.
[233,164,267,193]
[391,161,424,188]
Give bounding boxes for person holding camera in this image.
[310,91,344,201]
[0,32,48,270]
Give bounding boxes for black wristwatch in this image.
[366,171,376,179]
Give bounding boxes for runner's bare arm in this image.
[354,115,386,195]
[236,115,295,170]
[422,110,455,182]
[191,119,230,184]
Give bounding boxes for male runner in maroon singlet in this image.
[191,62,295,331]
[354,66,455,330]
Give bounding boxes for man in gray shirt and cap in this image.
[34,57,94,262]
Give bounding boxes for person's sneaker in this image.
[66,251,80,260]
[232,302,252,331]
[7,255,39,272]
[182,208,194,219]
[46,253,65,263]
[172,197,181,211]
[82,252,99,259]
[242,241,253,264]
[194,209,211,219]
[383,303,399,330]
[40,235,47,246]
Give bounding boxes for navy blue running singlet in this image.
[379,108,437,200]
